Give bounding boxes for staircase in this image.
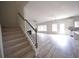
[2,26,35,58]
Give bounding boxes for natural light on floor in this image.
[50,34,70,49]
[38,33,70,49]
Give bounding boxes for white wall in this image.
[0,24,4,57]
[0,2,18,27]
[37,16,79,35]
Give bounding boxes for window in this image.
[74,21,79,27]
[38,25,47,31]
[52,24,57,32]
[59,23,65,34]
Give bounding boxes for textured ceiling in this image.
[23,1,79,23]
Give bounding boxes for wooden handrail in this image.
[18,12,36,32]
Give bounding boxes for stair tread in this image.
[8,45,32,57]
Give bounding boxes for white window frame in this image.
[52,24,57,32]
[38,25,47,31]
[59,23,65,34]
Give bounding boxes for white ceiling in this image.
[23,1,79,24]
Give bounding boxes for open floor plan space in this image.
[37,33,79,58]
[0,1,79,58]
